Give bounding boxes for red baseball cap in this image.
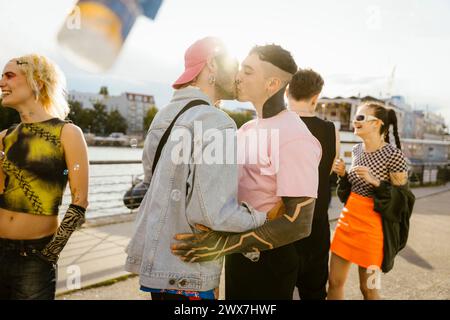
[172,37,224,89]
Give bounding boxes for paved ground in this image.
[58,183,450,300]
[55,221,134,295]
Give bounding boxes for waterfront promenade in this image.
[57,183,450,300]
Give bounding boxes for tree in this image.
[68,100,83,125]
[224,109,254,129]
[68,100,129,135]
[99,86,109,96]
[0,99,20,131]
[105,110,128,135]
[90,102,109,135]
[144,106,158,130]
[80,108,96,133]
[68,100,94,132]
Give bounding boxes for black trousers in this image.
[294,217,331,300]
[225,217,330,300]
[225,243,299,300]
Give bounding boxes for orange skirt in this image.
[330,192,384,268]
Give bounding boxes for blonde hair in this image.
[13,54,69,119]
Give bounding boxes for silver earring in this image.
[208,74,216,85]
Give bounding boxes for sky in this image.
[1,0,450,125]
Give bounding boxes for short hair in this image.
[288,68,324,101]
[249,44,298,75]
[12,54,69,119]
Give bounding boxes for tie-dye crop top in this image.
[0,118,69,215]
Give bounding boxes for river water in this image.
[61,146,145,219]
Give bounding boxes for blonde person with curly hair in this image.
[0,54,89,300]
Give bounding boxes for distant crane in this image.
[386,65,396,99]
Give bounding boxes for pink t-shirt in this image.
[237,110,322,212]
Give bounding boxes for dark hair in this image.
[288,68,324,101]
[249,44,298,75]
[362,102,401,149]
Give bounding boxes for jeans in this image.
[0,235,57,300]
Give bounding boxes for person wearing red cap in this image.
[171,45,322,300]
[124,37,283,300]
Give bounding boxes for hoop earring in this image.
[208,74,216,85]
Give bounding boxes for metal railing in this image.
[60,160,143,220]
[65,158,449,221]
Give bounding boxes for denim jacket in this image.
[124,87,267,292]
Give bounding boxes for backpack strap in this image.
[151,99,209,174]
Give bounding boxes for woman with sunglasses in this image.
[0,54,89,299]
[328,102,410,300]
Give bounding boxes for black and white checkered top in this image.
[348,143,408,198]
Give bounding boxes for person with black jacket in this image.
[329,102,415,300]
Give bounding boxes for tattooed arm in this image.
[40,124,89,263]
[171,196,315,263]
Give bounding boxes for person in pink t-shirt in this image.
[229,45,321,299]
[237,109,321,212]
[172,45,321,300]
